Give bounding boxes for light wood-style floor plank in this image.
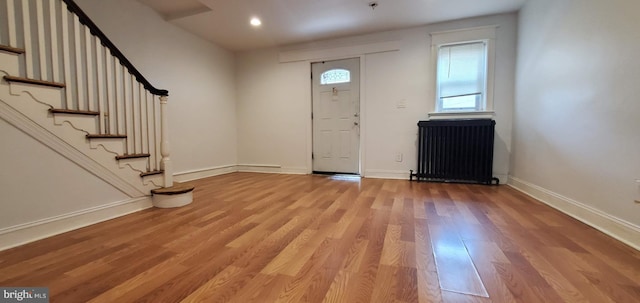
[429,221,489,298]
[0,172,639,303]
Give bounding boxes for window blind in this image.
[437,42,487,110]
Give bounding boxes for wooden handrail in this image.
[61,0,169,96]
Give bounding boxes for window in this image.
[429,25,497,117]
[436,41,487,112]
[320,69,350,85]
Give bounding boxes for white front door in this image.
[312,58,360,174]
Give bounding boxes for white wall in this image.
[0,119,128,229]
[235,49,310,173]
[512,0,640,241]
[236,13,517,180]
[75,0,238,175]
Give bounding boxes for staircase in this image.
[0,0,193,207]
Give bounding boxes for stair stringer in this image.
[0,77,164,196]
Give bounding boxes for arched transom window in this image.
[320,69,351,85]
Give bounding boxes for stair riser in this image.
[118,157,151,173]
[9,82,63,109]
[52,114,98,135]
[89,139,125,155]
[141,173,163,187]
[152,191,193,208]
[0,52,20,76]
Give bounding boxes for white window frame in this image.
[429,26,497,119]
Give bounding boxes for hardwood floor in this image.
[1,172,639,302]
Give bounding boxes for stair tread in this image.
[3,75,65,88]
[116,153,150,160]
[140,170,164,177]
[0,45,25,54]
[50,108,100,116]
[151,183,195,195]
[86,134,127,139]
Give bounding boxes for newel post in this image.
[159,95,173,188]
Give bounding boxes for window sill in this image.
[428,111,495,120]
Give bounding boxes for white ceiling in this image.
[137,0,527,51]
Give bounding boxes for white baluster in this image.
[73,15,83,110]
[105,52,114,134]
[22,0,33,78]
[156,97,161,172]
[7,0,16,47]
[115,62,122,136]
[49,0,60,83]
[131,74,139,154]
[148,91,157,171]
[123,69,131,153]
[36,0,47,80]
[61,5,72,109]
[0,6,3,44]
[85,26,94,111]
[133,82,144,154]
[159,96,173,187]
[142,88,150,158]
[96,38,105,133]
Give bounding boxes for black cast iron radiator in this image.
[410,119,499,185]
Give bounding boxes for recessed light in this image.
[250,17,261,27]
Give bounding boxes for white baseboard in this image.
[364,169,411,180]
[508,176,640,251]
[174,164,237,182]
[237,164,308,175]
[0,197,153,251]
[280,166,309,174]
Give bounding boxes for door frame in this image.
[307,56,366,176]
